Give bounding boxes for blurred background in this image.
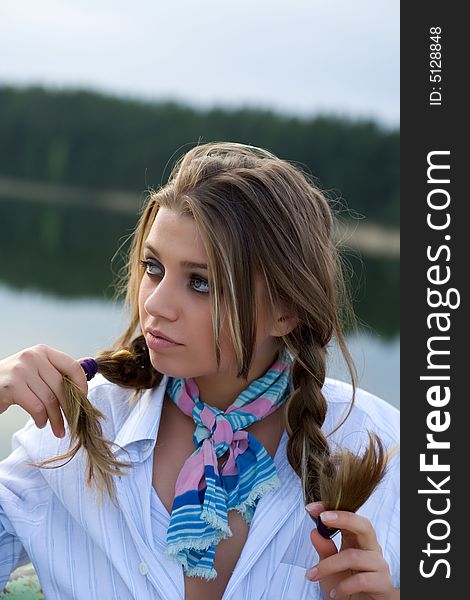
[0,0,399,461]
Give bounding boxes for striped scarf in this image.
[163,346,294,580]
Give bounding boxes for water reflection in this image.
[0,199,399,337]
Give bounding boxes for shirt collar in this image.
[112,373,170,463]
[110,372,341,459]
[111,372,289,471]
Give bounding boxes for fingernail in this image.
[330,589,337,598]
[320,511,338,521]
[305,566,319,581]
[305,502,323,512]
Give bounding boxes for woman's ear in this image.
[271,313,299,337]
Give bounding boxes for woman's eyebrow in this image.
[143,242,208,270]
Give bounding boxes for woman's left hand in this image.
[305,502,399,600]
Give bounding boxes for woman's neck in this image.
[193,346,282,411]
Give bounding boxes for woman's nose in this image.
[143,276,179,319]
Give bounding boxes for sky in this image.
[0,0,399,126]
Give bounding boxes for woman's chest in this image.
[152,394,285,600]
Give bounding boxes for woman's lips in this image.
[146,332,181,350]
[147,328,180,344]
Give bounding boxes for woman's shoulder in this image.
[86,373,137,429]
[321,377,400,451]
[320,377,400,576]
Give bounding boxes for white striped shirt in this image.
[1,373,400,599]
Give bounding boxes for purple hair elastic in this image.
[316,515,341,540]
[80,358,98,381]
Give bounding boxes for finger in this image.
[25,371,67,438]
[306,502,340,560]
[332,570,394,599]
[41,346,89,395]
[7,380,52,430]
[306,501,341,544]
[26,345,88,437]
[305,501,326,516]
[306,547,384,581]
[310,525,338,561]
[319,510,381,552]
[307,529,348,598]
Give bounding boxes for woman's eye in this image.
[140,259,209,294]
[190,276,210,294]
[139,259,162,277]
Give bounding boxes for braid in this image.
[26,335,161,508]
[93,335,161,392]
[285,346,331,504]
[285,345,394,519]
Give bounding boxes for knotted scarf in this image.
[163,346,294,580]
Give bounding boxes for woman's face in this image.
[138,207,280,382]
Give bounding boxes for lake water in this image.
[0,283,399,461]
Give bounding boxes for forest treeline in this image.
[0,86,399,225]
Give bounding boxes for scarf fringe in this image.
[231,473,281,522]
[163,538,219,580]
[165,526,231,557]
[183,564,218,580]
[201,508,233,536]
[164,477,279,570]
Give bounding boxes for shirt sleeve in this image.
[0,380,124,593]
[0,510,29,591]
[0,418,46,591]
[372,443,399,591]
[349,407,400,592]
[384,490,400,589]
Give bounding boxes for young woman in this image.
[0,141,399,599]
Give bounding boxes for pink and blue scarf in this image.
[163,346,294,580]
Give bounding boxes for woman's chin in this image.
[148,352,188,378]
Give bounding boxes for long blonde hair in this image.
[29,141,395,512]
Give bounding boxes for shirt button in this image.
[139,561,149,575]
[142,441,151,451]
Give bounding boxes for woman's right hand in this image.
[0,344,88,438]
